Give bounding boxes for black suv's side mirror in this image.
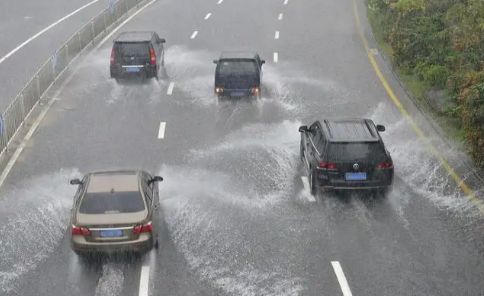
[70,179,82,185]
[159,38,166,43]
[299,125,308,133]
[261,60,265,65]
[149,176,164,184]
[376,124,386,132]
[213,60,219,64]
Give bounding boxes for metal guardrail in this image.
[0,0,147,155]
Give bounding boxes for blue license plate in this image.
[345,172,367,181]
[231,92,245,97]
[100,229,123,237]
[126,67,140,73]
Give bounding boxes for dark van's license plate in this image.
[345,172,367,181]
[100,229,123,237]
[126,67,140,73]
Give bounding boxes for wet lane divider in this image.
[205,13,212,20]
[351,0,483,214]
[158,122,166,139]
[283,0,288,5]
[331,261,353,296]
[274,31,280,40]
[278,13,283,20]
[217,0,223,4]
[273,52,278,63]
[190,30,198,39]
[167,82,175,95]
[0,0,101,65]
[138,265,150,296]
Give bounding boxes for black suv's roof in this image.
[322,119,380,143]
[219,51,258,60]
[114,31,154,43]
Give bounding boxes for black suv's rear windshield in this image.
[218,60,257,75]
[79,191,146,214]
[328,142,386,162]
[114,42,149,57]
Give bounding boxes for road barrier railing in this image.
[0,0,148,157]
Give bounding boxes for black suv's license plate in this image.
[345,172,367,181]
[100,229,123,237]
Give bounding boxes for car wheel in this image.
[309,169,318,196]
[154,238,159,249]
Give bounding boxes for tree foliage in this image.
[369,0,484,166]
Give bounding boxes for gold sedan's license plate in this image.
[100,229,123,237]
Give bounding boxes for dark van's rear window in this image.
[114,42,149,57]
[218,60,257,75]
[328,142,386,162]
[79,191,146,214]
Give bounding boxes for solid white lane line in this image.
[97,0,156,49]
[301,176,316,202]
[167,82,175,95]
[278,13,283,20]
[273,52,278,63]
[275,31,280,39]
[331,261,353,296]
[0,0,101,65]
[0,2,157,190]
[158,122,166,139]
[217,0,223,4]
[190,30,198,39]
[138,265,150,296]
[204,12,212,20]
[283,0,289,5]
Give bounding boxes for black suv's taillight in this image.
[110,48,115,64]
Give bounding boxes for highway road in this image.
[0,0,111,110]
[0,0,483,295]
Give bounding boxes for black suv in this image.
[299,119,394,195]
[213,52,265,99]
[110,31,165,80]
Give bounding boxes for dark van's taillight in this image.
[110,48,115,64]
[133,222,153,234]
[318,161,337,170]
[376,161,393,169]
[149,48,156,65]
[71,225,91,236]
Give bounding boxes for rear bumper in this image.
[216,88,253,98]
[317,170,393,190]
[71,233,153,254]
[110,65,155,78]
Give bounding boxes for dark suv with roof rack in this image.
[299,119,393,195]
[110,31,165,81]
[213,51,265,99]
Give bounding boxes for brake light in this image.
[149,48,156,65]
[133,222,153,234]
[376,162,393,169]
[251,87,260,95]
[319,161,337,170]
[71,225,91,236]
[110,48,115,64]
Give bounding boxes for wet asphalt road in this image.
[0,0,483,295]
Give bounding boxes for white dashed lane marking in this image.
[158,122,166,139]
[138,265,150,296]
[331,261,353,296]
[278,13,283,20]
[217,0,223,4]
[273,52,278,63]
[204,13,212,20]
[274,31,280,39]
[283,0,288,5]
[190,30,198,39]
[167,82,174,95]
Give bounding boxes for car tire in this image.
[309,169,318,196]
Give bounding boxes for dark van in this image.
[110,31,165,81]
[213,52,265,99]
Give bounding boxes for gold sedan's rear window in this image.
[79,191,145,214]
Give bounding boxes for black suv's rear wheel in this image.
[309,169,318,196]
